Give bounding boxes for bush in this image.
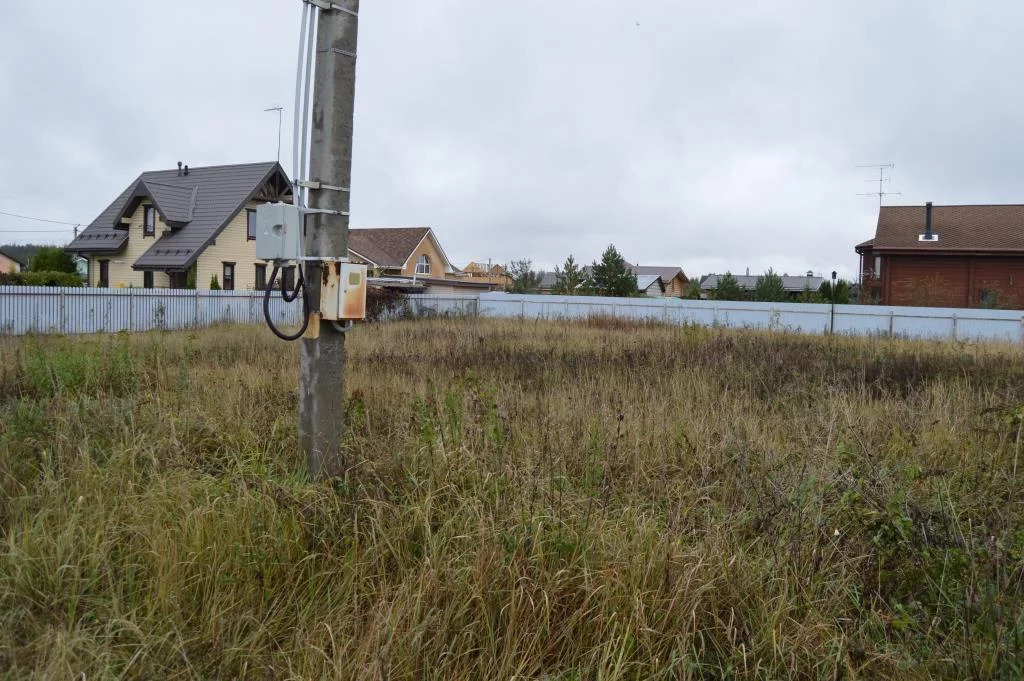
[29,246,77,273]
[209,274,221,290]
[365,286,409,321]
[0,270,82,287]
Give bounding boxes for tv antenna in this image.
[264,106,284,163]
[857,163,901,206]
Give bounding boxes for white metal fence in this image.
[4,287,1024,343]
[0,286,302,335]
[409,293,1024,343]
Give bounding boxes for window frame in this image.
[143,205,156,237]
[98,260,109,288]
[143,271,154,289]
[415,254,431,275]
[222,262,235,291]
[246,208,257,241]
[255,263,267,291]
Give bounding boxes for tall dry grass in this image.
[1,318,1023,679]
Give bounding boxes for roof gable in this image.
[68,162,289,268]
[348,227,454,271]
[865,204,1024,253]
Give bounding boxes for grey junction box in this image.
[255,202,303,262]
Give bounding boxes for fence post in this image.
[128,288,134,331]
[59,288,66,334]
[194,289,200,328]
[951,314,958,341]
[888,311,894,337]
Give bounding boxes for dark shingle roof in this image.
[348,227,432,268]
[700,274,825,292]
[860,204,1024,253]
[631,265,687,283]
[67,161,287,268]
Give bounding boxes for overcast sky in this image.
[2,1,1022,279]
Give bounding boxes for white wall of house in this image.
[194,202,262,290]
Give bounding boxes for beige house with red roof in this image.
[347,227,456,279]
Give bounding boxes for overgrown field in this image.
[2,318,1024,679]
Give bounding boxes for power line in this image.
[0,227,75,233]
[0,209,83,226]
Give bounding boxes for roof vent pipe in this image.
[177,161,183,176]
[920,201,937,241]
[184,165,189,176]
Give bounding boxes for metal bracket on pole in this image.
[306,0,358,17]
[302,207,350,217]
[297,180,350,193]
[320,47,357,59]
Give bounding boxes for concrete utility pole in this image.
[300,0,359,479]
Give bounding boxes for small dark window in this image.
[144,206,156,237]
[143,271,153,289]
[98,260,109,288]
[247,208,257,241]
[282,265,295,292]
[255,263,267,291]
[223,262,235,291]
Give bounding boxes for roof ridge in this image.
[142,161,279,174]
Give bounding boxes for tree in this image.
[590,244,637,297]
[554,254,589,294]
[209,274,221,290]
[682,279,702,300]
[507,259,540,293]
[754,268,787,302]
[29,246,76,273]
[713,272,745,301]
[819,279,852,305]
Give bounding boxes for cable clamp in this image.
[306,0,358,17]
[319,47,357,59]
[297,180,350,193]
[302,208,349,217]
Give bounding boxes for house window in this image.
[874,256,882,277]
[144,206,156,237]
[247,208,257,241]
[415,254,431,275]
[143,271,154,289]
[98,260,109,288]
[255,263,267,291]
[222,263,235,291]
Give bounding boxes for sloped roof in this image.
[632,265,686,283]
[0,247,26,267]
[700,273,825,292]
[67,162,287,268]
[637,274,665,292]
[348,227,434,269]
[858,204,1024,253]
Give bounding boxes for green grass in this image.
[1,318,1023,679]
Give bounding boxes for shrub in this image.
[0,270,82,287]
[754,268,788,302]
[365,286,409,321]
[29,246,77,273]
[209,274,221,290]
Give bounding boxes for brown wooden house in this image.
[856,202,1024,309]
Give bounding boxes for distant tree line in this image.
[507,244,639,297]
[708,270,852,304]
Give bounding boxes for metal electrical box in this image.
[320,262,368,321]
[255,202,303,261]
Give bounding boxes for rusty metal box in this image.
[320,262,368,321]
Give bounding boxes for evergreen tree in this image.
[713,272,744,301]
[554,254,588,294]
[754,268,788,302]
[590,244,637,297]
[819,279,851,304]
[209,274,221,290]
[507,259,540,293]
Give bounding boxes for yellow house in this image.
[67,161,292,289]
[347,227,457,280]
[0,248,25,274]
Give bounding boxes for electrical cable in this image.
[263,0,317,342]
[264,263,310,341]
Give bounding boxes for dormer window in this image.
[144,206,156,237]
[415,254,431,275]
